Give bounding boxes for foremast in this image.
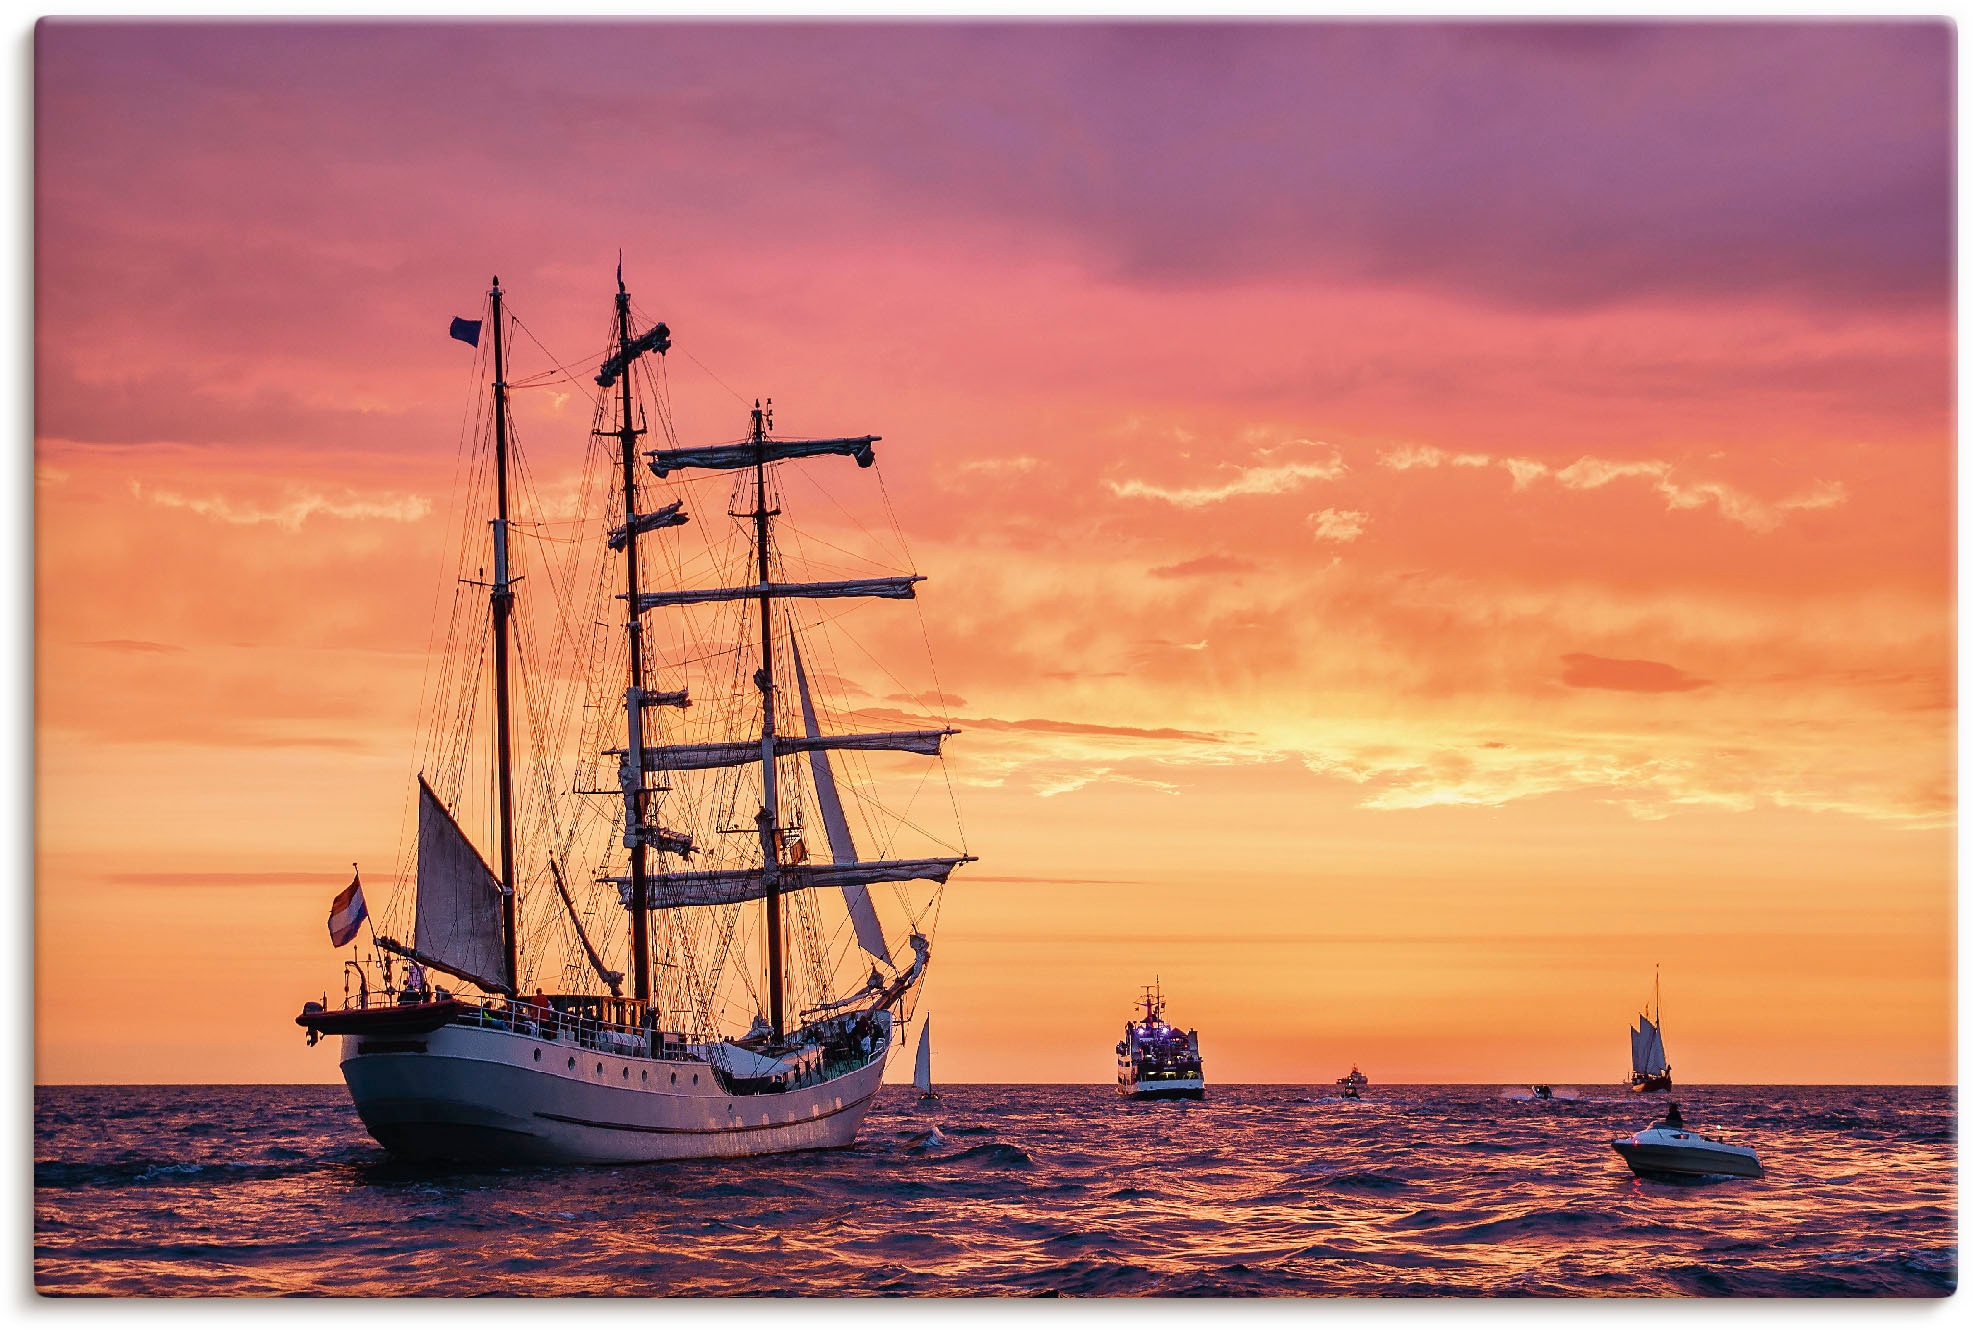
[596,267,684,1013]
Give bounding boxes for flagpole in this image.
[354,862,376,944]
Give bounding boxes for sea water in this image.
[34,1082,1954,1296]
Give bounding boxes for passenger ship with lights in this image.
[297,269,972,1162]
[1115,982,1205,1100]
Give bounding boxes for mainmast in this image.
[489,277,520,993]
[749,398,788,1041]
[616,272,653,1006]
[614,380,973,1039]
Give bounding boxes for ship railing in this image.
[436,996,706,1063]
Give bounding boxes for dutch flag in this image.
[328,870,368,948]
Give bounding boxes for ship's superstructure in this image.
[1115,982,1204,1100]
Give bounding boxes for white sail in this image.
[914,1017,933,1094]
[413,776,509,992]
[647,435,878,477]
[631,575,923,612]
[1629,1023,1646,1073]
[793,639,889,962]
[1639,1017,1668,1075]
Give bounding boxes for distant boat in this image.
[1340,1064,1369,1089]
[1630,966,1673,1093]
[1532,1084,1554,1101]
[914,1016,939,1103]
[1116,981,1204,1100]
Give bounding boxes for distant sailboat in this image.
[914,1017,939,1103]
[1630,967,1673,1093]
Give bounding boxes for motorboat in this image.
[1611,1112,1761,1179]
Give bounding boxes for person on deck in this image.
[1662,1103,1686,1130]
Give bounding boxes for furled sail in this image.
[594,320,671,388]
[633,729,954,773]
[612,856,975,910]
[607,499,688,551]
[412,776,510,993]
[793,638,889,962]
[647,435,879,477]
[630,576,923,613]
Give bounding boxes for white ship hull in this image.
[339,1019,891,1164]
[1117,1070,1205,1100]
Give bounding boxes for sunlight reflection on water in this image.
[34,1083,1955,1296]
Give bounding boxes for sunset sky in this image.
[34,20,1953,1085]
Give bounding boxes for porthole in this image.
[622,1067,629,1079]
[567,1057,575,1069]
[693,1073,699,1085]
[533,1049,541,1062]
[596,1062,604,1074]
[670,1072,677,1085]
[641,1070,648,1082]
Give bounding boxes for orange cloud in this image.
[1560,653,1711,693]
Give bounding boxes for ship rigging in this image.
[298,268,973,1161]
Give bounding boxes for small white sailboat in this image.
[914,1017,939,1103]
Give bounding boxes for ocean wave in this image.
[945,1142,1034,1169]
[35,1156,339,1191]
[1310,1169,1412,1192]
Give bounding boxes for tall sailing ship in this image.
[297,270,973,1162]
[1629,967,1673,1093]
